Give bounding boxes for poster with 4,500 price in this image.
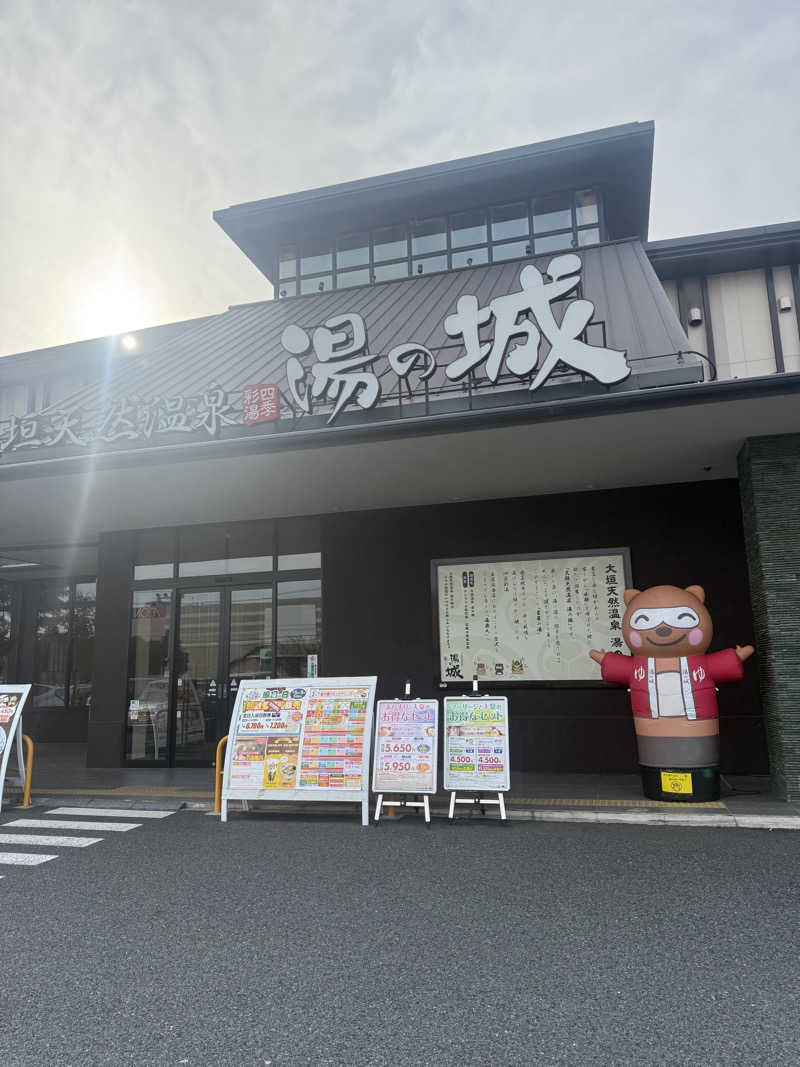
[443,697,510,792]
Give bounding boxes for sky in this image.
[1,0,799,357]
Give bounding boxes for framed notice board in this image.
[432,547,632,686]
[221,676,377,825]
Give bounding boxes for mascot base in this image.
[639,765,720,803]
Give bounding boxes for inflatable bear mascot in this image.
[589,585,754,801]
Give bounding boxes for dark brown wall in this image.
[321,479,766,774]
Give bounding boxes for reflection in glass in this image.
[299,240,333,276]
[411,219,446,256]
[300,276,332,294]
[175,591,221,763]
[413,254,447,276]
[336,267,371,289]
[279,247,297,279]
[450,210,487,249]
[277,580,321,678]
[452,247,489,269]
[578,227,600,247]
[534,232,574,254]
[491,204,529,241]
[373,261,410,283]
[575,190,599,226]
[33,583,70,707]
[70,582,96,711]
[229,587,273,683]
[278,281,297,299]
[373,225,408,263]
[336,233,369,268]
[491,240,530,262]
[533,194,572,233]
[178,556,273,578]
[126,589,173,761]
[134,563,173,581]
[278,552,322,570]
[0,581,14,683]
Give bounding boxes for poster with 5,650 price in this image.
[372,700,439,794]
[443,697,510,792]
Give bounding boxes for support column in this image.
[87,531,136,766]
[738,434,800,799]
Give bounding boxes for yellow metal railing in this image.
[214,735,228,815]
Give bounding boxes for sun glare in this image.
[77,277,148,339]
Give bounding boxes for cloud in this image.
[1,0,798,354]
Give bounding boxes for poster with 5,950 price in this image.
[372,700,439,794]
[443,696,510,792]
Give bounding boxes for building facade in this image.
[1,122,799,795]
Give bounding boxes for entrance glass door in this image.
[174,590,225,764]
[226,586,273,720]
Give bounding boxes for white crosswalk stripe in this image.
[5,818,141,832]
[47,807,176,819]
[0,833,102,848]
[0,852,58,866]
[0,807,179,878]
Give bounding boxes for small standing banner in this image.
[372,698,439,823]
[221,677,377,825]
[444,693,510,820]
[0,685,32,814]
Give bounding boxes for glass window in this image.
[33,583,70,708]
[451,210,487,249]
[491,204,529,241]
[300,240,333,276]
[336,233,369,269]
[278,552,322,571]
[178,556,273,578]
[491,240,530,262]
[575,190,599,226]
[229,587,273,681]
[373,261,409,283]
[578,227,600,247]
[278,247,297,279]
[278,281,296,299]
[451,247,489,269]
[373,225,408,262]
[0,581,14,683]
[126,589,173,761]
[534,232,574,254]
[411,218,446,256]
[300,276,332,294]
[533,193,572,233]
[413,254,448,276]
[70,582,96,711]
[336,267,371,289]
[134,563,173,581]
[276,580,321,678]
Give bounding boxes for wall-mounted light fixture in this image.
[688,306,703,326]
[778,295,793,312]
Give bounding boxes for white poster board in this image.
[443,696,510,792]
[372,700,439,795]
[0,684,31,813]
[434,548,631,683]
[221,677,377,825]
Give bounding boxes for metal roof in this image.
[56,239,687,416]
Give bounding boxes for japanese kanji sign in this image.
[433,549,632,683]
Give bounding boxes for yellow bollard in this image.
[22,734,34,806]
[214,735,228,814]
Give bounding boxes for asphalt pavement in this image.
[1,806,799,1067]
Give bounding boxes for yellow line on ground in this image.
[23,786,214,798]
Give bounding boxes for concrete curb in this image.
[517,809,800,830]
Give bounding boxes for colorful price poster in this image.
[372,700,439,794]
[0,685,31,813]
[221,677,377,825]
[298,688,369,789]
[443,696,510,792]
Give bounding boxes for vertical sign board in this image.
[372,700,439,794]
[443,696,510,792]
[221,677,377,825]
[0,685,31,812]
